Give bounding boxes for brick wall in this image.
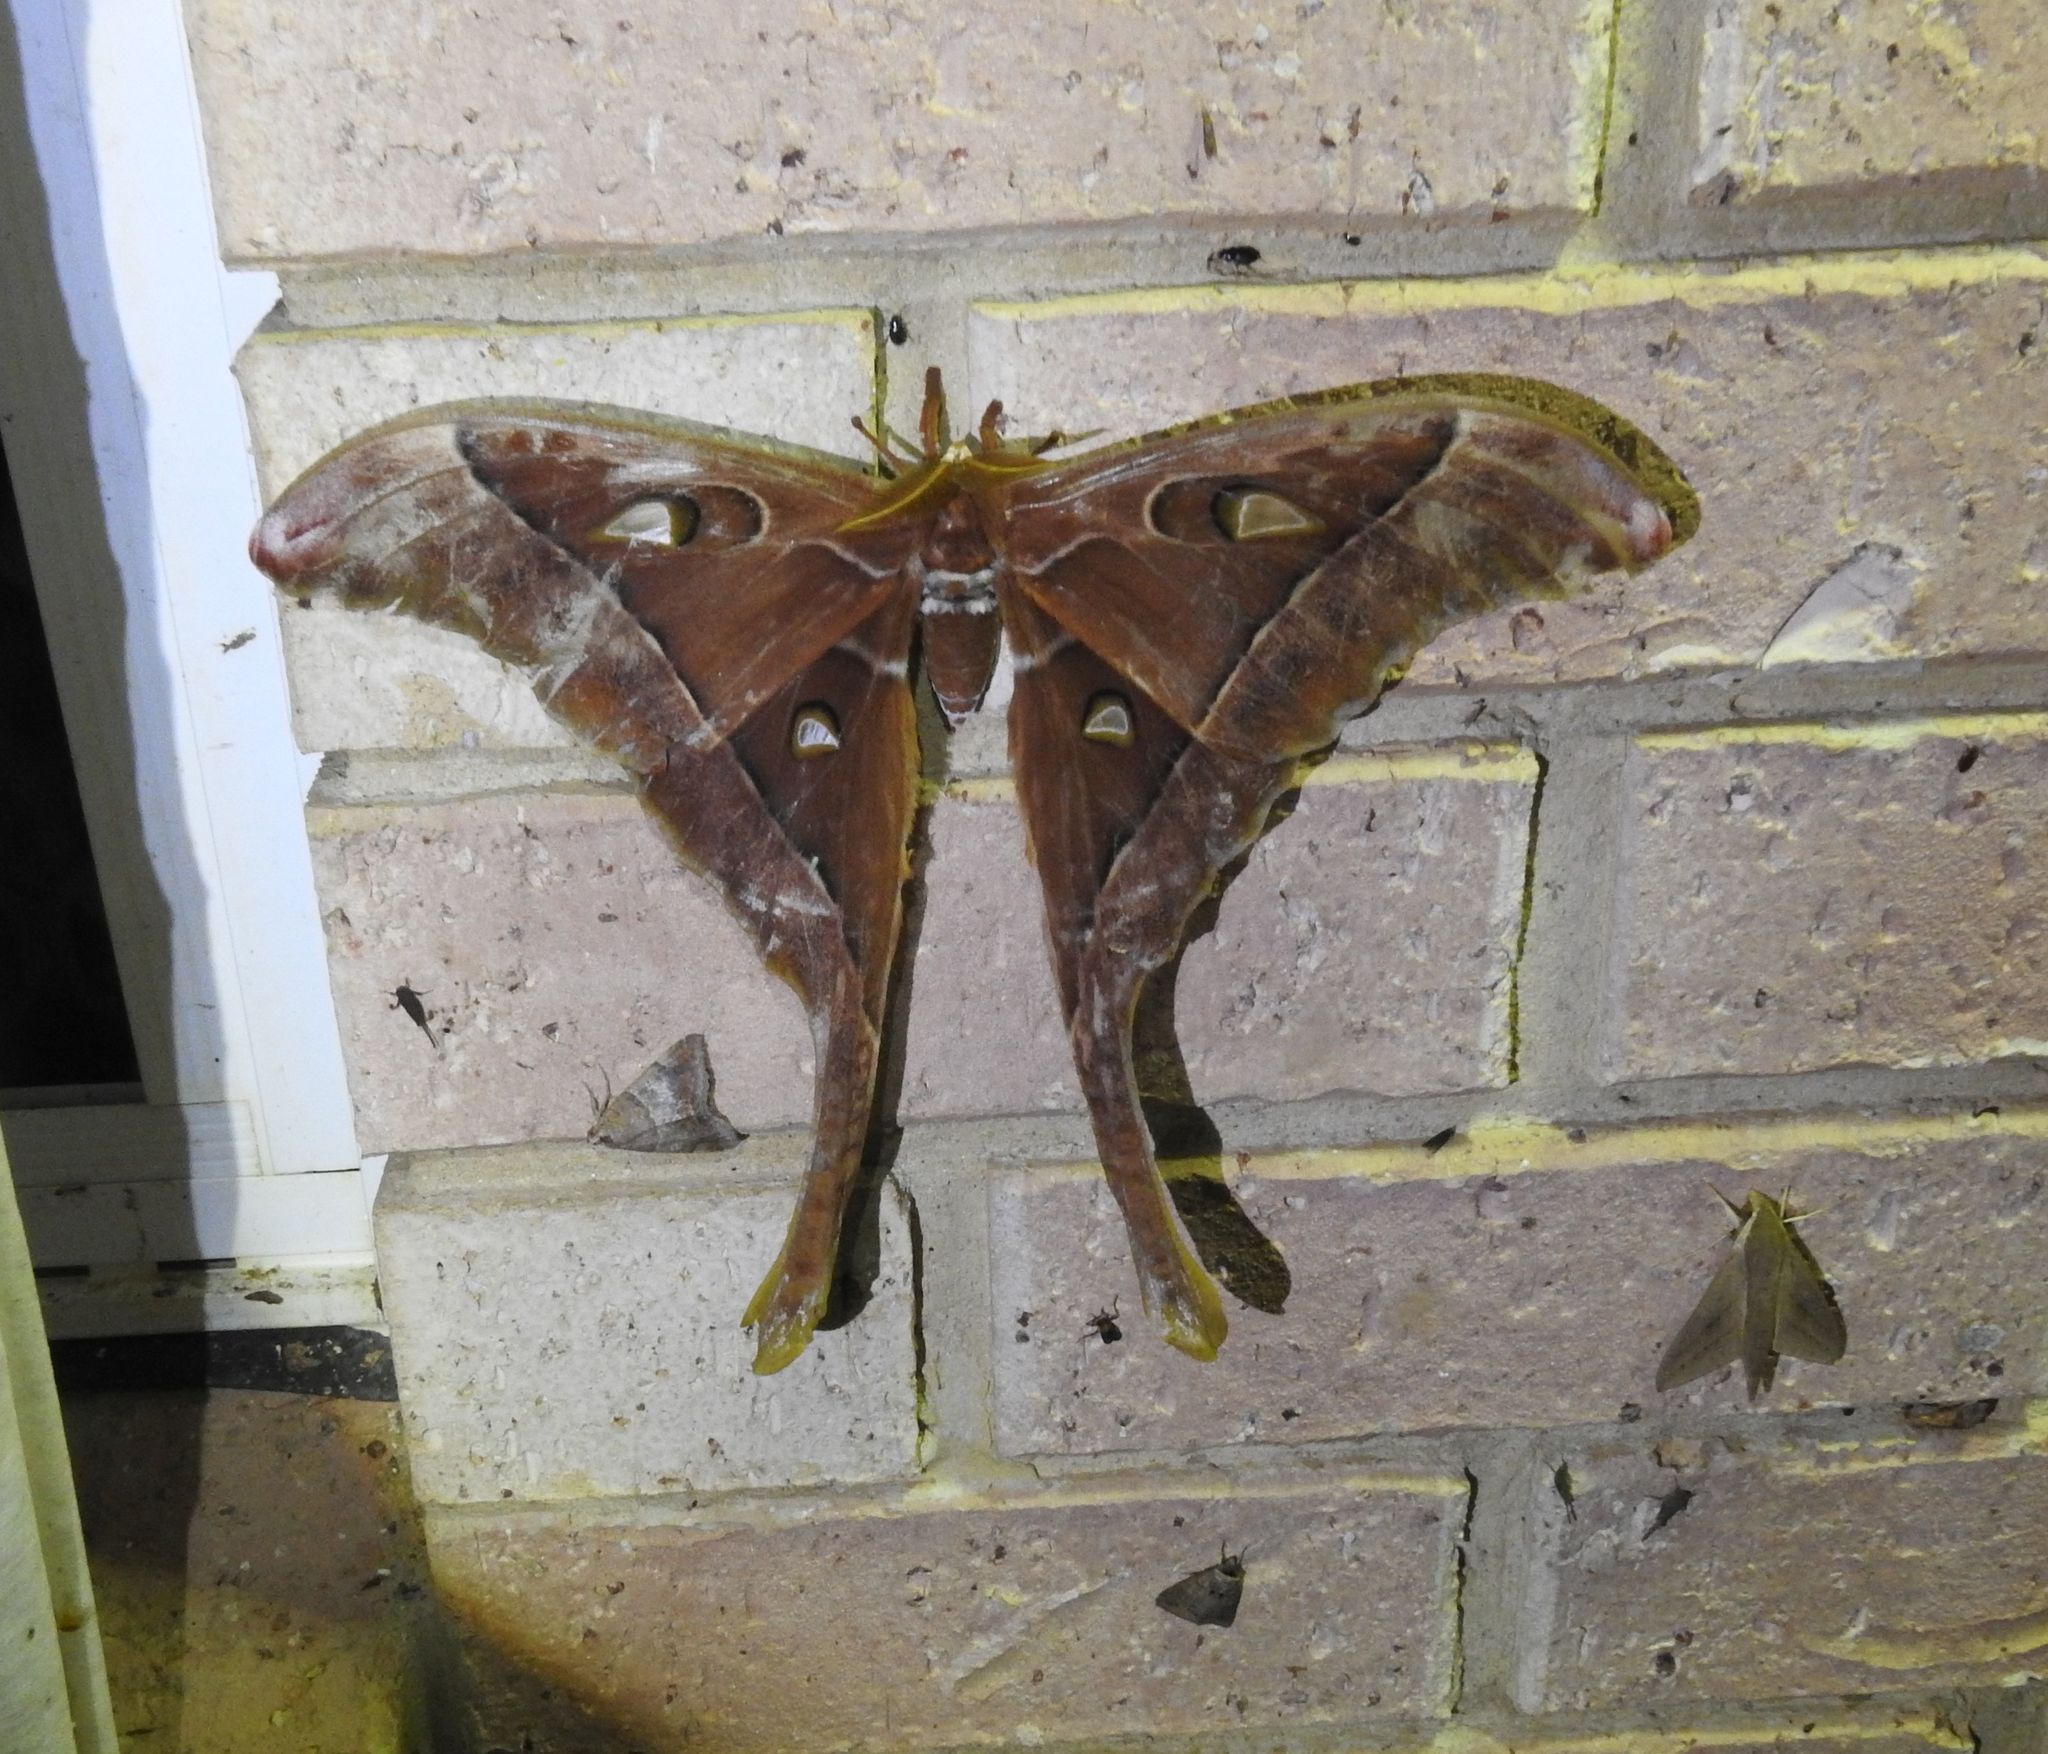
[187,1,2048,1749]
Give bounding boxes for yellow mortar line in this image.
[1015,1106,2048,1188]
[930,742,1534,807]
[1431,1718,1969,1753]
[249,307,875,346]
[1637,712,2048,754]
[891,1463,1468,1515]
[1774,1417,2047,1477]
[971,244,2048,325]
[302,781,629,836]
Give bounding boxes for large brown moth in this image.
[1655,1188,1848,1400]
[252,367,1696,1374]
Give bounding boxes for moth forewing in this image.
[1653,1239,1748,1393]
[1767,1205,1849,1370]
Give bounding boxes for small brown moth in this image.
[1155,1544,1245,1628]
[254,368,1694,1374]
[588,1034,742,1154]
[1656,1189,1848,1400]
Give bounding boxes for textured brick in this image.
[188,0,1607,262]
[989,1110,2047,1457]
[304,789,813,1155]
[375,1149,920,1503]
[969,253,2048,685]
[309,746,1531,1154]
[904,747,1534,1120]
[429,1469,1465,1749]
[1521,1428,2048,1710]
[1607,717,2048,1081]
[1693,0,2048,205]
[239,314,874,752]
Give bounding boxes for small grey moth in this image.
[1155,1544,1245,1628]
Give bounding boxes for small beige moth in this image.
[1655,1189,1848,1400]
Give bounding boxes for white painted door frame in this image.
[0,0,375,1333]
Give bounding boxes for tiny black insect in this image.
[390,982,436,1046]
[887,314,910,345]
[1083,1299,1123,1345]
[1207,244,1262,275]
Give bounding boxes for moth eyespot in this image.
[1080,692,1135,747]
[790,704,842,759]
[598,497,698,546]
[1214,487,1324,541]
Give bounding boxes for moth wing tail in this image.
[1071,1011,1229,1362]
[743,1255,831,1376]
[1148,1197,1229,1363]
[743,991,886,1376]
[1655,1247,1748,1391]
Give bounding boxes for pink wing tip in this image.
[1626,495,1675,566]
[249,497,339,584]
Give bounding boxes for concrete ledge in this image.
[376,1142,922,1504]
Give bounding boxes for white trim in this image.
[18,1168,373,1270]
[35,1257,384,1343]
[3,1103,259,1189]
[1,0,360,1301]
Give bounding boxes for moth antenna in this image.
[1028,424,1105,456]
[919,366,949,457]
[850,414,910,475]
[1781,1184,1828,1224]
